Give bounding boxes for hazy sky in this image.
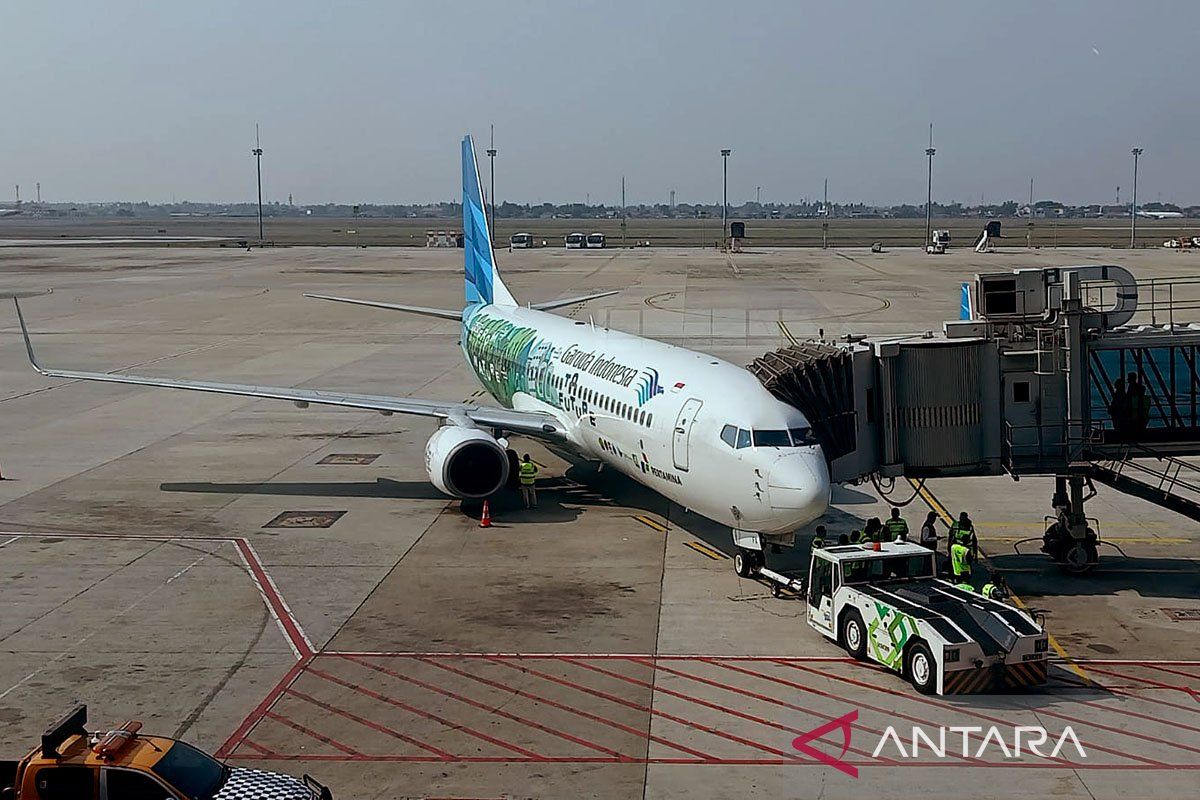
[2,1,1197,206]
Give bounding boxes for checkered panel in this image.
[213,768,315,800]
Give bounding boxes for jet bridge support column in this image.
[1044,474,1099,574]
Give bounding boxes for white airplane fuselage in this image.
[461,303,830,534]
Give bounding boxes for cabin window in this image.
[720,424,738,447]
[646,413,653,427]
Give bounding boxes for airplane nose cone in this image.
[767,451,831,511]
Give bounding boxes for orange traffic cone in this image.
[479,500,492,528]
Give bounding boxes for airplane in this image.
[0,207,20,218]
[11,135,830,573]
[1136,210,1185,219]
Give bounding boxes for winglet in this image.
[12,297,48,374]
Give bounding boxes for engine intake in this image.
[424,425,510,499]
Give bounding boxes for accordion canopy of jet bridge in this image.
[749,335,1004,485]
[751,265,1200,491]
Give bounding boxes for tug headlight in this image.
[944,647,960,663]
[1035,638,1049,653]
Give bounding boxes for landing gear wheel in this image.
[905,641,937,695]
[1061,539,1099,575]
[734,549,754,578]
[840,610,868,661]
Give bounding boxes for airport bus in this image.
[565,232,586,249]
[510,232,534,249]
[586,232,606,249]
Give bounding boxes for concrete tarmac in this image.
[1,244,1197,798]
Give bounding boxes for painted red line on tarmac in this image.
[561,657,799,760]
[225,753,1200,769]
[416,656,698,760]
[1143,664,1200,682]
[1071,695,1200,738]
[217,655,314,758]
[286,686,455,760]
[343,654,630,760]
[265,711,363,756]
[320,651,852,662]
[237,739,277,757]
[484,657,744,762]
[235,539,313,659]
[1089,663,1199,692]
[748,660,1080,767]
[307,665,542,759]
[777,661,1166,768]
[634,657,910,767]
[1032,702,1200,760]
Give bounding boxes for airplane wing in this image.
[531,290,619,311]
[11,298,564,440]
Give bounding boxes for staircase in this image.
[1088,445,1200,523]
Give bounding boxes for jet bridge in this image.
[749,265,1200,573]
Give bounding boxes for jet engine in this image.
[424,425,510,498]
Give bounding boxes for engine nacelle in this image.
[424,425,510,499]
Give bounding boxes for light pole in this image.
[924,123,935,252]
[252,124,264,245]
[1130,147,1143,248]
[487,124,497,244]
[720,148,731,246]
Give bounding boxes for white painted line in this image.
[0,544,219,701]
[0,536,21,548]
[0,529,314,661]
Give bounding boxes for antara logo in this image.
[790,711,1088,778]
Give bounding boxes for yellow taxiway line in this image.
[906,478,1092,685]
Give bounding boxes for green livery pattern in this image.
[463,311,561,409]
[865,601,917,669]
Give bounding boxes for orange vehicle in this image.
[1,705,332,800]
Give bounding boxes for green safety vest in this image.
[955,581,975,592]
[884,518,908,541]
[849,530,863,544]
[949,522,974,545]
[811,535,825,549]
[519,462,539,485]
[981,582,1003,600]
[950,542,972,577]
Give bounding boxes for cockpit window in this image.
[752,429,792,447]
[735,428,751,449]
[720,425,738,448]
[789,427,818,446]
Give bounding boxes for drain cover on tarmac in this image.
[1163,607,1200,621]
[317,453,380,465]
[264,510,347,528]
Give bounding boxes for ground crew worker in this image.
[837,533,850,546]
[955,579,976,593]
[981,570,1009,601]
[519,454,539,508]
[848,528,864,545]
[864,517,883,543]
[948,511,977,560]
[919,511,939,550]
[950,537,973,582]
[810,525,826,550]
[884,507,908,542]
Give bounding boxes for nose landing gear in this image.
[1013,474,1127,574]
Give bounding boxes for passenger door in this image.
[671,398,703,471]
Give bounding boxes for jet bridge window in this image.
[1013,381,1031,403]
[789,427,818,446]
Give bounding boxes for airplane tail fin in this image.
[462,135,516,307]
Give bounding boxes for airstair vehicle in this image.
[749,265,1200,574]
